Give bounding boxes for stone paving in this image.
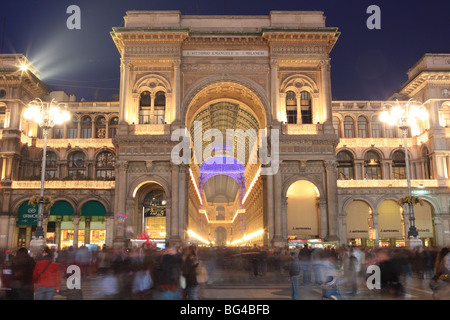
[54,268,436,300]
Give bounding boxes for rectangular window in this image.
[53,127,63,139]
[139,109,151,124]
[81,128,91,139]
[67,128,78,139]
[286,109,297,124]
[365,167,382,180]
[154,108,165,124]
[392,167,406,179]
[385,126,396,138]
[372,123,382,138]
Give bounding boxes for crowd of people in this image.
[0,243,449,300]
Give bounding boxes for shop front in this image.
[80,201,107,249]
[378,200,405,247]
[346,200,373,247]
[16,201,38,248]
[46,200,106,249]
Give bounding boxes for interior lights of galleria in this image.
[1,11,450,251]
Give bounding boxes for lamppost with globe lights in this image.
[380,99,429,247]
[23,98,70,246]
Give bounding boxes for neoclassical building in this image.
[0,11,449,250]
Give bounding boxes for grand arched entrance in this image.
[286,180,322,245]
[184,79,269,246]
[130,181,168,249]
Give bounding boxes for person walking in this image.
[298,244,312,285]
[288,252,301,300]
[430,247,450,300]
[182,246,199,300]
[158,244,182,300]
[33,246,61,300]
[10,247,35,300]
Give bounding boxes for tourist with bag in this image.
[33,246,61,300]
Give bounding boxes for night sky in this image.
[2,0,449,101]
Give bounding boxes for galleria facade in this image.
[1,11,450,250]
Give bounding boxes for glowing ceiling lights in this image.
[189,168,203,205]
[231,229,264,246]
[242,166,262,204]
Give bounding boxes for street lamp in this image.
[23,98,70,243]
[380,99,428,246]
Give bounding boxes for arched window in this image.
[143,190,166,207]
[44,151,58,179]
[96,151,115,180]
[357,116,369,138]
[68,151,86,178]
[216,206,225,221]
[332,116,341,137]
[80,116,92,138]
[67,116,78,139]
[95,116,106,138]
[371,115,382,138]
[364,150,382,180]
[392,150,407,179]
[344,116,355,138]
[300,91,312,124]
[109,116,118,138]
[139,91,151,107]
[0,106,5,129]
[337,150,354,180]
[154,91,166,124]
[139,91,151,124]
[286,90,297,124]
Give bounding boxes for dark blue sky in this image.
[2,0,449,101]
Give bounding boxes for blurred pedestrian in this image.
[159,244,182,300]
[33,246,61,300]
[430,247,450,300]
[196,260,208,299]
[75,245,91,278]
[10,247,35,300]
[299,244,312,285]
[288,252,301,300]
[182,246,199,300]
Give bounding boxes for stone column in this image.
[173,59,181,124]
[296,93,302,124]
[270,58,280,123]
[170,163,180,243]
[114,160,128,246]
[85,217,91,245]
[272,165,284,246]
[119,59,130,124]
[178,164,188,245]
[265,172,274,245]
[372,212,379,247]
[150,92,155,124]
[55,217,62,249]
[281,196,288,240]
[319,199,328,239]
[324,160,339,242]
[73,216,80,248]
[279,92,286,123]
[320,59,332,124]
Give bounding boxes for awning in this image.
[18,202,38,226]
[81,201,106,216]
[50,201,74,216]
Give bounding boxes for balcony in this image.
[11,180,115,189]
[337,179,438,188]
